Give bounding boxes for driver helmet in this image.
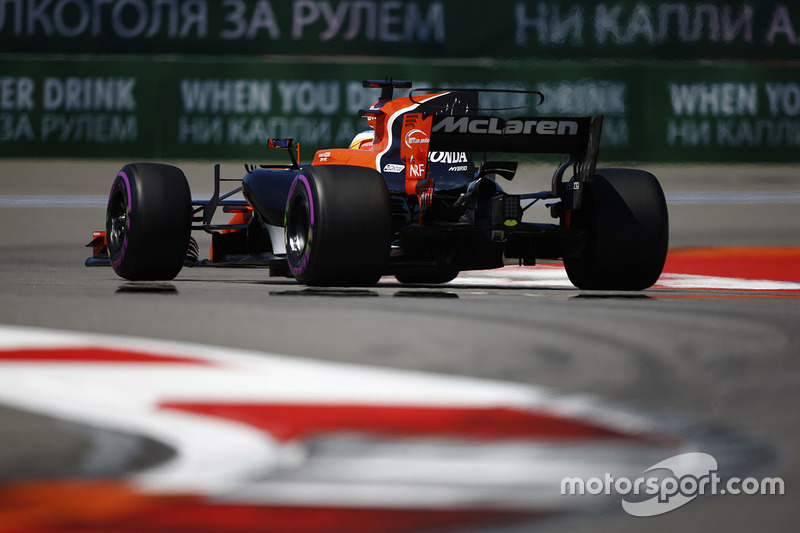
[350,101,379,149]
[349,130,374,150]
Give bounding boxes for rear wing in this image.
[429,113,603,183]
[388,84,604,205]
[362,83,602,179]
[405,86,596,160]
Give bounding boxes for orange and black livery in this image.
[90,79,668,290]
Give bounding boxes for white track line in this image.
[452,265,800,291]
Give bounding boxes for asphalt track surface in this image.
[0,160,799,533]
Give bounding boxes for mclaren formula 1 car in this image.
[89,79,669,290]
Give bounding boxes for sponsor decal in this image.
[433,116,580,136]
[408,162,426,178]
[383,163,405,173]
[429,151,469,164]
[400,113,434,202]
[404,128,431,149]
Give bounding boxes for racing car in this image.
[89,79,669,290]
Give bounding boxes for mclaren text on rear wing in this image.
[430,115,592,157]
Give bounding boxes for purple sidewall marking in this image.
[110,171,132,269]
[299,174,315,226]
[288,174,315,277]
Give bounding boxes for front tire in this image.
[564,169,669,290]
[106,163,192,281]
[284,165,391,286]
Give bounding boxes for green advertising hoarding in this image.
[0,57,156,158]
[2,0,800,60]
[1,56,799,162]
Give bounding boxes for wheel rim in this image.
[108,189,128,254]
[286,194,310,262]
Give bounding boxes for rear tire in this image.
[564,169,669,290]
[284,165,391,286]
[106,163,192,281]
